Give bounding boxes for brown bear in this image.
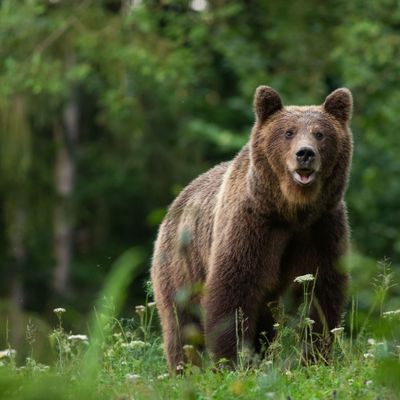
[151,86,353,372]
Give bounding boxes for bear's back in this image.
[152,161,230,281]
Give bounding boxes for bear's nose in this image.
[296,147,316,166]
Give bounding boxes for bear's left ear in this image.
[323,88,353,125]
[254,86,283,123]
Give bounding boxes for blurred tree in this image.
[53,53,79,296]
[0,95,31,344]
[333,0,400,259]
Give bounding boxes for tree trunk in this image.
[53,55,79,296]
[8,203,26,346]
[1,95,31,346]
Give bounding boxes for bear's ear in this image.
[323,88,353,125]
[254,86,283,123]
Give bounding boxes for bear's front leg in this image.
[307,207,350,361]
[309,267,349,360]
[203,268,263,364]
[203,222,289,366]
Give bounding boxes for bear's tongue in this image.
[294,170,314,184]
[298,172,312,183]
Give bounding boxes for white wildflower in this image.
[363,352,374,359]
[105,348,114,357]
[304,318,315,325]
[294,274,315,283]
[157,373,169,380]
[53,308,66,315]
[273,323,280,328]
[68,334,89,343]
[330,327,344,334]
[135,305,146,317]
[147,302,156,309]
[382,310,400,318]
[122,340,149,350]
[0,349,16,359]
[125,373,141,382]
[367,338,376,346]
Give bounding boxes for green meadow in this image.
[1,250,399,400]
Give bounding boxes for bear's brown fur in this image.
[151,86,353,371]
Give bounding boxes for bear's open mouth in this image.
[293,169,316,186]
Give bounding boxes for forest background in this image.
[1,0,400,358]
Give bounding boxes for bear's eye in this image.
[285,129,295,139]
[315,131,324,140]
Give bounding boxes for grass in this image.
[0,254,399,399]
[1,310,398,400]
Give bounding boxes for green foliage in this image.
[333,0,400,258]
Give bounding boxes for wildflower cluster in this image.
[0,349,16,359]
[382,309,400,318]
[293,274,315,284]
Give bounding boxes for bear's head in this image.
[250,86,353,208]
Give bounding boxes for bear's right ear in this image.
[254,86,283,123]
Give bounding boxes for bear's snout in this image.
[296,147,316,167]
[290,145,320,186]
